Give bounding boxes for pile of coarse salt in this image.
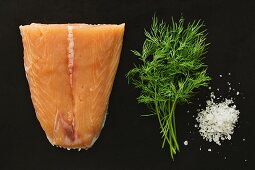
[196,92,240,145]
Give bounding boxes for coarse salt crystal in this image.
[208,148,212,152]
[196,94,240,145]
[184,141,188,145]
[219,75,222,77]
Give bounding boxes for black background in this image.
[0,0,255,169]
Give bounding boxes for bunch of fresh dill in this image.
[127,16,211,159]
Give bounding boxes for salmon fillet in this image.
[20,23,125,149]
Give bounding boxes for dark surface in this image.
[0,0,255,169]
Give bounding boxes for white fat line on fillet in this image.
[67,25,74,86]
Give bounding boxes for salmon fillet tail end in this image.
[19,23,125,150]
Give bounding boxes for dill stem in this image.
[172,108,177,140]
[169,128,173,159]
[170,99,179,151]
[155,101,171,147]
[161,102,170,148]
[161,99,179,158]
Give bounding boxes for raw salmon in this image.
[20,23,125,149]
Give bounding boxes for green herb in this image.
[127,16,211,159]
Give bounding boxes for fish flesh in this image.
[20,23,125,149]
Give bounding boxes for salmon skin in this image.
[20,23,125,149]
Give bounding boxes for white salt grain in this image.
[228,73,231,76]
[236,92,239,95]
[196,93,240,145]
[211,92,216,99]
[219,75,222,77]
[208,148,212,152]
[208,86,211,90]
[184,141,188,145]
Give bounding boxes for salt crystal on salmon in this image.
[20,23,125,149]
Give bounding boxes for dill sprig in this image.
[127,16,211,159]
